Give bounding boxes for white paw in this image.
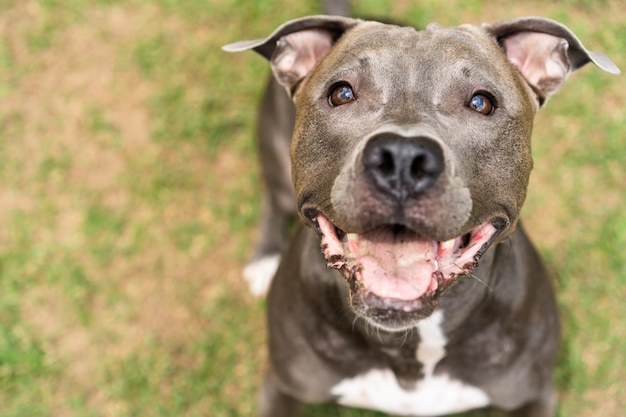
[242,254,281,297]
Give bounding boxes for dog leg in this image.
[510,385,557,417]
[243,1,353,297]
[243,78,295,296]
[259,373,304,417]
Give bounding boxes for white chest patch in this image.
[330,311,490,416]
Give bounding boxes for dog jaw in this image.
[316,213,498,330]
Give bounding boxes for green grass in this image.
[0,0,624,416]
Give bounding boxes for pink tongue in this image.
[351,229,438,301]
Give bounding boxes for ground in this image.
[0,1,624,416]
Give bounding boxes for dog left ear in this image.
[223,15,359,96]
[485,17,620,106]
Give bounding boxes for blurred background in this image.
[0,0,624,416]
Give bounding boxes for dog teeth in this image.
[347,233,359,242]
[346,233,360,253]
[440,239,456,250]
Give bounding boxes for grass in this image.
[0,0,624,416]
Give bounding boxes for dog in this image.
[224,13,619,417]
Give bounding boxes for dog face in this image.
[224,16,618,331]
[291,22,533,329]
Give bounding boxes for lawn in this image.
[0,0,624,416]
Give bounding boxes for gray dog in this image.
[225,13,619,417]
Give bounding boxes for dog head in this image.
[225,16,618,331]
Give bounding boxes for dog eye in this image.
[328,83,356,107]
[469,93,494,115]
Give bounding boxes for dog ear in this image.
[485,17,620,105]
[223,16,358,95]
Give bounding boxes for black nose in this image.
[362,134,444,200]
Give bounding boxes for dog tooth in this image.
[347,233,359,242]
[346,233,360,253]
[440,239,456,250]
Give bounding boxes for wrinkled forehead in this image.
[324,22,509,78]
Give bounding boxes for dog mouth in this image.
[315,213,500,323]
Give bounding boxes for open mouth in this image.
[315,213,500,317]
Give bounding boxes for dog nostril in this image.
[410,151,442,182]
[379,150,395,176]
[410,154,427,179]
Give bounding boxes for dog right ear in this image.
[223,15,358,95]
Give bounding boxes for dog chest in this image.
[330,311,490,416]
[331,369,490,416]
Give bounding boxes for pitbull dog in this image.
[224,15,619,417]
